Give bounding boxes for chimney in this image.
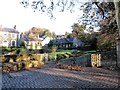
[14,25,16,29]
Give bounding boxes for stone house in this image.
[0,26,20,47]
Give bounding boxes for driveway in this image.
[2,63,120,89]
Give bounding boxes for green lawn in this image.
[48,49,92,61]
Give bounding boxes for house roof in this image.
[0,28,19,33]
[66,38,74,43]
[23,36,41,41]
[49,38,74,44]
[49,38,84,46]
[58,39,67,44]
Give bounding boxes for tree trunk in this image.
[114,0,120,67]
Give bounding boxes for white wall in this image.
[42,37,50,46]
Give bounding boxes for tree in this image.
[24,27,52,38]
[114,0,120,36]
[96,7,118,51]
[72,23,85,34]
[51,32,56,40]
[71,23,86,41]
[114,0,120,67]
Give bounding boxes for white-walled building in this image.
[22,37,42,50]
[0,26,20,47]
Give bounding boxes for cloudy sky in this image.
[0,0,84,35]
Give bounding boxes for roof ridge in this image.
[0,27,19,33]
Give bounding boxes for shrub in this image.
[51,45,57,53]
[19,48,28,54]
[56,54,67,60]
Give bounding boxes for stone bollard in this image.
[43,53,48,64]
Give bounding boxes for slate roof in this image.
[66,38,74,43]
[49,38,84,45]
[23,36,41,41]
[50,38,74,44]
[57,39,66,44]
[0,28,19,33]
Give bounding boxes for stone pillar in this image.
[91,53,101,67]
[117,39,120,67]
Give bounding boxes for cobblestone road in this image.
[2,63,120,89]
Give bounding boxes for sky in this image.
[0,0,83,35]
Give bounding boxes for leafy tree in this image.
[97,7,119,51]
[65,31,72,38]
[24,27,52,39]
[72,23,85,34]
[51,32,56,40]
[71,23,86,41]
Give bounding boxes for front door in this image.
[12,41,16,47]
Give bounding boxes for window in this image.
[12,34,15,38]
[8,34,11,38]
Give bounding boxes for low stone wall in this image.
[1,54,43,63]
[2,60,44,73]
[1,54,44,73]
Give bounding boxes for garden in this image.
[1,46,97,73]
[1,38,118,74]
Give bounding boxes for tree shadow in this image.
[3,67,118,89]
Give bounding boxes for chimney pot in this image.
[14,25,16,29]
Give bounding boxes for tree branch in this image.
[93,2,106,19]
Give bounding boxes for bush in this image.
[45,49,52,53]
[51,45,57,53]
[48,53,56,61]
[56,54,69,60]
[19,48,28,54]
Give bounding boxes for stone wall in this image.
[1,54,44,73]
